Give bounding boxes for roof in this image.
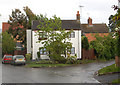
[32,20,108,33]
[61,20,81,30]
[31,20,81,30]
[81,24,108,33]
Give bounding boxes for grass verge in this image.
[98,64,120,76]
[25,59,114,68]
[112,79,120,84]
[25,63,71,68]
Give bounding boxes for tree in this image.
[0,33,2,48]
[8,7,39,47]
[109,6,120,32]
[90,34,116,60]
[35,15,72,63]
[8,9,27,46]
[2,32,16,55]
[23,6,37,29]
[82,36,89,50]
[110,4,120,67]
[108,15,116,32]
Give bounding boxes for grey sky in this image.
[0,0,118,29]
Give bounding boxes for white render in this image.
[30,30,81,60]
[26,30,32,54]
[119,0,120,8]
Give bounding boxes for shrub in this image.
[50,55,67,64]
[35,60,58,64]
[82,36,89,50]
[37,52,40,59]
[66,56,77,64]
[90,34,116,60]
[26,53,32,61]
[2,32,15,55]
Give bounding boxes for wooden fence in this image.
[82,48,96,60]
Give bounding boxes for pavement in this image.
[94,73,120,84]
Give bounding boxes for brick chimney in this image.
[88,17,93,26]
[76,11,80,22]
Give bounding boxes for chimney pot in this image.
[88,17,92,26]
[76,11,80,22]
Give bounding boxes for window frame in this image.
[69,32,75,38]
[40,48,47,55]
[67,47,75,54]
[38,32,47,40]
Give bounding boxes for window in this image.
[69,32,75,38]
[38,32,47,40]
[67,47,75,54]
[40,48,47,55]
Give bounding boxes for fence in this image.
[82,48,96,60]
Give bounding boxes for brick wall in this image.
[85,33,109,42]
[2,22,10,32]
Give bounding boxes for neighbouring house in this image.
[27,11,82,60]
[80,17,109,60]
[2,22,26,55]
[81,17,109,42]
[2,22,11,32]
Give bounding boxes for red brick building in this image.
[81,17,109,42]
[2,22,26,56]
[2,22,11,32]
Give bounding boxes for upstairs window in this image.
[38,32,47,40]
[69,32,75,38]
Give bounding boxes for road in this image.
[2,60,115,83]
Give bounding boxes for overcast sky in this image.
[0,0,118,29]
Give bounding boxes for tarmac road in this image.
[2,60,115,83]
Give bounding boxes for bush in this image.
[2,32,15,55]
[35,60,58,64]
[37,52,40,59]
[90,34,116,60]
[50,55,67,64]
[66,56,77,64]
[82,36,89,50]
[26,53,32,61]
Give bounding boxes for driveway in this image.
[2,60,114,83]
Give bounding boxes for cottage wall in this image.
[32,30,81,60]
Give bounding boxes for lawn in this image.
[25,60,96,68]
[25,63,71,68]
[98,64,120,75]
[25,59,114,68]
[112,78,120,84]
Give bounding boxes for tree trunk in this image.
[115,56,120,67]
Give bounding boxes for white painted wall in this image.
[27,30,32,54]
[118,0,120,8]
[32,31,50,60]
[32,30,81,60]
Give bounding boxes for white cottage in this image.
[27,11,81,60]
